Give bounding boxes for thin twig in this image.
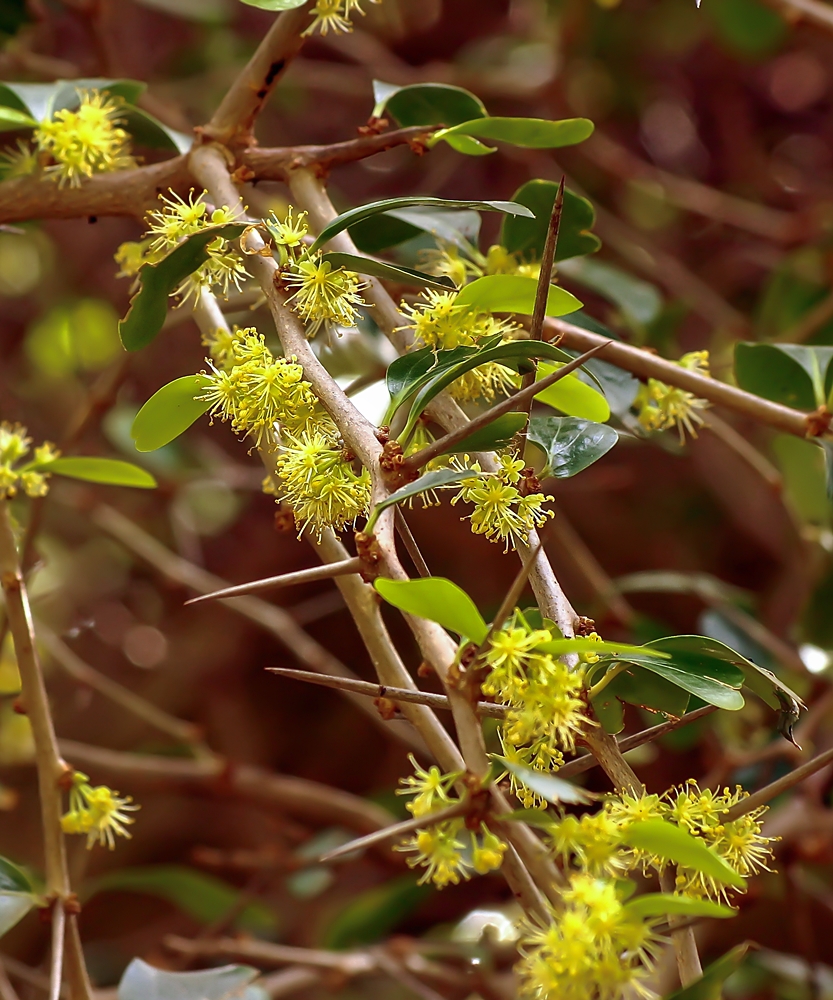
[49,903,65,1000]
[394,509,431,578]
[267,665,507,717]
[0,961,22,1000]
[184,557,362,605]
[722,747,833,822]
[401,343,610,472]
[164,935,375,975]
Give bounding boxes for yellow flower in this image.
[61,771,138,850]
[266,207,309,248]
[397,754,461,818]
[283,257,365,336]
[302,0,378,35]
[451,460,554,549]
[634,351,711,444]
[34,90,135,187]
[0,423,57,498]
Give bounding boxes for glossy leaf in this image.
[351,206,482,255]
[0,857,33,894]
[374,81,487,127]
[591,667,690,735]
[118,223,247,351]
[0,893,37,939]
[374,576,488,643]
[734,342,833,411]
[623,819,745,888]
[365,469,482,533]
[0,78,146,121]
[89,865,276,933]
[0,106,36,132]
[665,944,750,1000]
[385,344,483,422]
[527,415,618,478]
[501,179,601,262]
[321,251,456,291]
[454,274,582,318]
[495,757,594,805]
[534,363,611,422]
[120,105,192,154]
[438,412,528,456]
[559,257,662,327]
[323,874,430,949]
[310,197,533,253]
[32,456,157,489]
[432,116,594,151]
[131,375,213,452]
[118,959,265,1000]
[624,894,735,920]
[535,637,669,658]
[239,0,306,7]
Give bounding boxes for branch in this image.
[548,317,829,440]
[164,935,375,975]
[184,557,362,605]
[722,746,833,822]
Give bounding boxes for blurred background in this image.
[2,0,833,996]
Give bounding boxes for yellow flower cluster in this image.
[399,289,521,403]
[395,756,507,888]
[16,90,136,188]
[634,350,711,443]
[198,328,370,537]
[61,771,138,850]
[483,613,588,805]
[0,423,59,499]
[517,874,661,1000]
[116,190,247,304]
[451,455,554,549]
[303,0,380,36]
[283,257,365,337]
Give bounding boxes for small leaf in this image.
[591,667,690,734]
[624,894,736,920]
[322,875,430,949]
[238,0,306,7]
[559,257,662,327]
[534,363,611,423]
[454,274,582,318]
[375,81,487,127]
[0,893,37,939]
[494,756,594,805]
[623,819,745,889]
[432,116,594,150]
[365,469,482,533]
[664,944,751,1000]
[734,342,833,411]
[385,345,480,422]
[310,197,533,253]
[374,576,488,643]
[527,415,618,478]
[320,251,456,291]
[35,457,157,489]
[132,375,213,452]
[442,133,497,156]
[437,412,528,456]
[119,105,192,154]
[118,959,263,1000]
[89,865,276,933]
[0,106,36,132]
[0,857,33,894]
[501,179,601,262]
[118,223,247,351]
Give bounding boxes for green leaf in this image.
[365,469,482,533]
[0,857,33,894]
[442,133,497,156]
[322,874,430,949]
[591,667,690,734]
[772,434,831,523]
[350,207,482,255]
[0,105,35,132]
[118,223,247,351]
[89,865,276,933]
[534,362,611,422]
[310,197,533,253]
[431,116,594,151]
[320,251,456,292]
[534,637,668,658]
[734,342,833,411]
[119,105,192,154]
[498,808,556,829]
[559,257,662,327]
[623,819,745,889]
[131,375,213,452]
[494,757,594,805]
[706,0,786,58]
[375,81,487,127]
[238,0,306,7]
[665,944,751,1000]
[118,959,265,1000]
[385,345,482,423]
[527,415,618,478]
[437,412,528,456]
[0,893,37,939]
[374,576,488,643]
[34,457,157,489]
[453,274,582,318]
[0,78,146,121]
[398,338,579,442]
[624,894,736,920]
[820,439,833,501]
[501,180,601,262]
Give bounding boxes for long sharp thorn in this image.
[529,175,565,344]
[185,558,362,605]
[722,745,833,822]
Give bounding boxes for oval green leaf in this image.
[438,412,528,457]
[623,819,745,889]
[377,81,487,127]
[527,415,618,478]
[132,375,213,452]
[665,944,751,1000]
[0,893,37,939]
[535,638,669,658]
[501,179,601,262]
[534,362,611,422]
[41,457,157,489]
[734,342,833,411]
[433,116,594,150]
[624,894,735,920]
[374,576,488,643]
[454,274,582,318]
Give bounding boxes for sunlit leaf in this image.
[31,456,156,489]
[131,375,213,452]
[374,81,487,126]
[0,106,36,132]
[454,274,582,318]
[623,819,745,888]
[432,116,594,151]
[320,251,456,291]
[664,944,751,1000]
[534,363,611,422]
[374,576,489,643]
[624,894,735,920]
